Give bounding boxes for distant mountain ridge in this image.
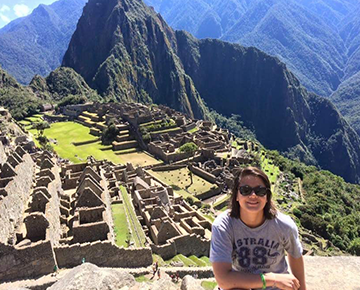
[0,0,87,85]
[144,0,360,96]
[144,0,360,139]
[62,0,360,183]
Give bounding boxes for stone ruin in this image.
[115,164,211,260]
[0,143,153,282]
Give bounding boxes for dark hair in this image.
[229,166,277,219]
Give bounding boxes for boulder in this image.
[48,263,135,290]
[181,275,203,290]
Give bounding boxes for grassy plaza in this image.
[149,167,215,197]
[28,121,160,165]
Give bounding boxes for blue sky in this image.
[0,0,57,28]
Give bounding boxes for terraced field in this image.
[120,186,146,247]
[28,120,160,165]
[111,203,130,248]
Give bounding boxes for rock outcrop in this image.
[48,263,136,290]
[180,275,203,290]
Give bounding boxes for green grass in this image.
[200,256,211,265]
[111,204,130,248]
[140,119,163,127]
[201,280,217,290]
[164,254,211,267]
[219,205,228,212]
[28,121,161,165]
[188,127,199,134]
[28,122,121,164]
[18,120,31,125]
[152,254,167,267]
[25,116,43,123]
[166,254,197,267]
[213,195,229,208]
[135,275,152,283]
[203,214,215,223]
[120,186,146,247]
[150,127,181,134]
[188,255,208,266]
[149,168,214,196]
[260,151,280,187]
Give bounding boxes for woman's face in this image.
[237,174,268,216]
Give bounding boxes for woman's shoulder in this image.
[212,210,233,228]
[272,211,298,232]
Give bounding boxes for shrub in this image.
[101,121,119,145]
[349,238,360,256]
[57,94,87,107]
[179,142,198,154]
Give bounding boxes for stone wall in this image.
[150,242,177,260]
[54,241,152,268]
[0,141,7,165]
[196,185,222,200]
[0,153,35,244]
[0,241,55,282]
[173,234,210,257]
[151,234,210,260]
[189,165,217,183]
[45,164,62,246]
[72,221,109,243]
[151,164,187,171]
[43,114,68,122]
[148,142,192,163]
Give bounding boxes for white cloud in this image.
[13,4,30,17]
[0,13,10,24]
[0,5,10,12]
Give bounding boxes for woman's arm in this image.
[212,262,300,290]
[288,254,306,290]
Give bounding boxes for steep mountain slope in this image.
[0,66,41,119]
[146,0,360,98]
[144,0,251,39]
[330,71,360,135]
[340,5,360,80]
[0,0,87,85]
[175,32,360,182]
[62,0,360,183]
[222,0,346,97]
[62,0,208,119]
[29,67,97,101]
[0,65,95,119]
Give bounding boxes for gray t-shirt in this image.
[210,210,302,289]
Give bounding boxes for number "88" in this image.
[237,246,267,268]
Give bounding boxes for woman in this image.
[210,167,306,290]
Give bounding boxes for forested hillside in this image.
[0,0,86,84]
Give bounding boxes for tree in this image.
[179,142,198,154]
[349,238,360,256]
[101,119,119,145]
[33,121,50,136]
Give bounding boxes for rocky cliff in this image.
[62,0,208,119]
[62,0,360,183]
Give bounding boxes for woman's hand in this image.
[265,273,300,290]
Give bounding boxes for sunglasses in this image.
[239,185,269,197]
